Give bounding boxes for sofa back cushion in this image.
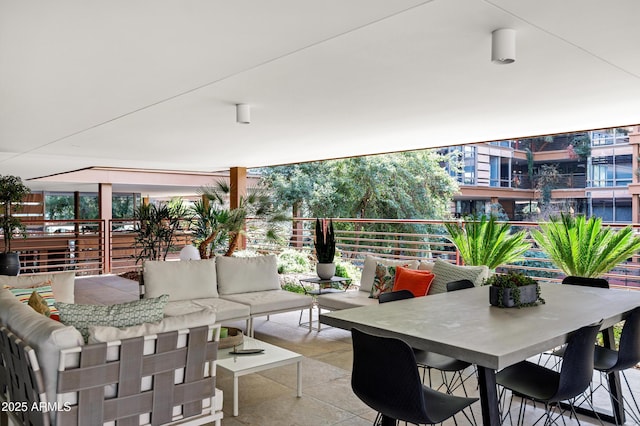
[360,255,420,293]
[428,258,489,295]
[216,255,280,295]
[0,288,84,407]
[143,260,218,301]
[0,271,75,303]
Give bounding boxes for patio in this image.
[77,274,638,425]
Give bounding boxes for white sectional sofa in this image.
[316,256,490,315]
[143,254,314,335]
[0,271,223,426]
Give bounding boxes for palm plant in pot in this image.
[0,175,31,276]
[314,218,336,279]
[531,213,640,282]
[444,214,530,270]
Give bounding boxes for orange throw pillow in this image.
[393,266,435,297]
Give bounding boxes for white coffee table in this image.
[216,336,303,416]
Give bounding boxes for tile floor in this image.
[75,275,639,425]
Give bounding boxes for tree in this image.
[193,181,287,257]
[133,200,188,263]
[260,150,459,220]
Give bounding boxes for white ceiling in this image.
[2,0,640,194]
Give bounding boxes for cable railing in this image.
[247,217,640,289]
[4,217,640,289]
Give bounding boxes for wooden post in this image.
[99,183,112,274]
[230,167,247,250]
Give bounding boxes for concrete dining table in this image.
[320,282,640,425]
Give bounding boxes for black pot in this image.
[489,284,538,308]
[0,252,20,276]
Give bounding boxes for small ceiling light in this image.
[236,103,250,124]
[491,28,516,64]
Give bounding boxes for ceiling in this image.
[2,0,640,195]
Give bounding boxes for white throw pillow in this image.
[143,259,218,301]
[359,255,420,293]
[0,271,75,303]
[216,255,280,295]
[87,308,216,343]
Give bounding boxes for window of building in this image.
[590,198,632,222]
[589,154,632,187]
[591,128,630,146]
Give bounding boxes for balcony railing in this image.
[248,218,640,289]
[4,217,640,289]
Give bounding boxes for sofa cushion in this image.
[143,259,218,301]
[56,295,169,341]
[428,258,489,295]
[392,266,435,297]
[216,255,280,295]
[163,298,251,323]
[0,271,75,303]
[220,290,311,316]
[0,288,84,406]
[369,263,402,299]
[88,308,217,343]
[317,290,379,311]
[360,255,420,293]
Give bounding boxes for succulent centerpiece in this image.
[486,271,545,308]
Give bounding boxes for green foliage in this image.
[334,259,360,283]
[133,201,187,263]
[281,281,305,294]
[259,151,458,221]
[277,249,312,273]
[445,215,530,270]
[0,175,31,253]
[531,213,640,278]
[314,218,335,263]
[195,180,288,257]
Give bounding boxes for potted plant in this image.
[486,271,544,308]
[531,213,640,280]
[444,214,530,270]
[314,218,336,279]
[0,175,31,276]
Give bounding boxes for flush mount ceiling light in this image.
[491,28,516,64]
[236,103,250,124]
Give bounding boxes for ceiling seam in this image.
[0,0,437,165]
[482,0,640,81]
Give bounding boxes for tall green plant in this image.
[314,218,335,263]
[531,213,640,278]
[0,175,31,253]
[133,201,187,263]
[444,215,530,270]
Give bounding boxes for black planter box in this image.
[489,284,538,308]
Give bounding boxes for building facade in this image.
[444,126,640,223]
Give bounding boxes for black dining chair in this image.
[562,275,610,289]
[571,306,640,425]
[496,320,603,426]
[378,288,478,425]
[350,327,478,425]
[446,279,475,292]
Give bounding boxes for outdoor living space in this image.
[77,274,640,425]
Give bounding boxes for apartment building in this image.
[444,126,640,223]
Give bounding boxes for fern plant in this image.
[531,213,640,278]
[444,215,530,270]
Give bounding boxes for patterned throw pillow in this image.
[55,294,169,342]
[428,258,489,295]
[8,285,58,316]
[369,262,406,299]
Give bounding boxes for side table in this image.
[299,276,351,330]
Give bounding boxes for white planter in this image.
[316,262,336,280]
